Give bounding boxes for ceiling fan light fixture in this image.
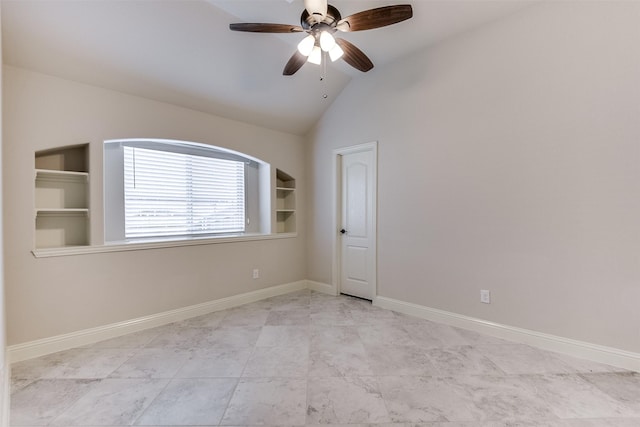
[319,31,336,51]
[329,44,344,62]
[308,45,322,65]
[297,34,316,56]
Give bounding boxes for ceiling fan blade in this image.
[229,23,303,33]
[283,50,308,76]
[337,5,413,32]
[335,38,374,72]
[304,0,328,22]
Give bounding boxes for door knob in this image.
[340,229,347,234]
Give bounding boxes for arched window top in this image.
[105,138,261,167]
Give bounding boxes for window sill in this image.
[32,232,298,258]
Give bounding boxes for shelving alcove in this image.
[34,144,90,249]
[275,168,296,233]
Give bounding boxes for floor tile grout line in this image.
[103,346,142,380]
[217,376,245,426]
[305,364,311,425]
[217,320,266,426]
[371,375,393,424]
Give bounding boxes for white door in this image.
[340,148,376,300]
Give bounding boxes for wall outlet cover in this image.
[480,289,491,304]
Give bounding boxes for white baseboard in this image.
[8,280,307,363]
[374,296,640,373]
[306,280,337,296]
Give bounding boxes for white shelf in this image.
[276,209,295,213]
[35,208,90,217]
[276,187,295,191]
[36,169,89,182]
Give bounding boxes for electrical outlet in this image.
[480,290,491,304]
[252,269,260,279]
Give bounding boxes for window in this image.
[105,139,266,243]
[123,146,245,239]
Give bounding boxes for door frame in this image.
[332,141,378,300]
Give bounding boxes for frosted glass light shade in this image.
[308,46,322,65]
[319,31,336,51]
[304,0,327,21]
[329,44,344,61]
[297,34,316,56]
[336,21,350,32]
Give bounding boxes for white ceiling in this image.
[1,0,533,135]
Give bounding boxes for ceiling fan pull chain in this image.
[321,51,328,99]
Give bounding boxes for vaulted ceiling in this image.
[2,0,533,135]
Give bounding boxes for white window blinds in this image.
[124,146,245,239]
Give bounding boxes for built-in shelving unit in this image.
[34,145,90,249]
[275,168,296,233]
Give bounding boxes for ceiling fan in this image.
[229,0,413,76]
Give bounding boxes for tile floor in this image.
[10,290,640,426]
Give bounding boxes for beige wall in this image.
[3,66,306,345]
[307,1,640,353]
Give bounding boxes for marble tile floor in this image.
[10,290,640,426]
